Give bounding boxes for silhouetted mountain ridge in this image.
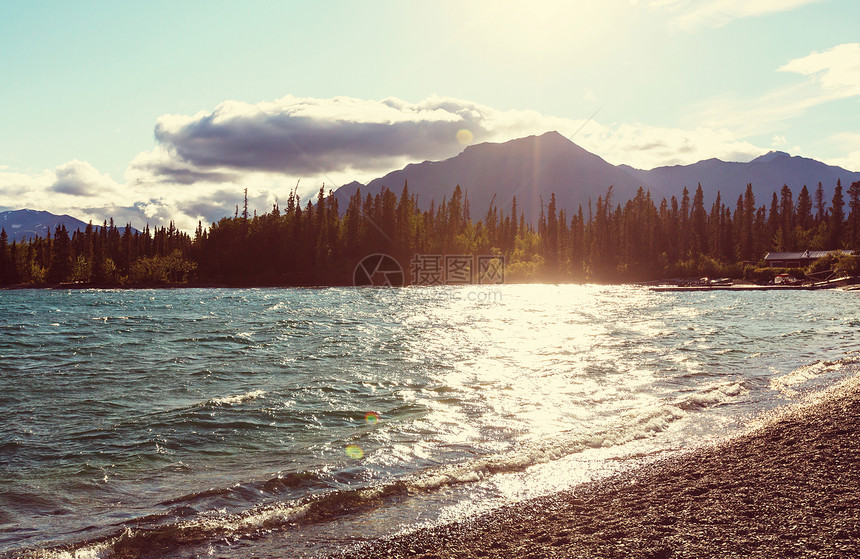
[336,131,657,222]
[750,150,791,164]
[0,209,137,243]
[335,133,860,221]
[625,150,860,205]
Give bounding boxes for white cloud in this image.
[779,43,860,99]
[0,161,124,207]
[772,134,787,147]
[3,94,777,230]
[144,95,486,178]
[0,160,138,226]
[822,132,860,172]
[52,160,120,197]
[691,87,810,136]
[135,94,767,182]
[127,146,241,186]
[668,0,824,30]
[826,151,860,173]
[0,168,54,207]
[689,43,860,136]
[575,121,766,168]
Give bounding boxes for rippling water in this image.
[1,286,858,558]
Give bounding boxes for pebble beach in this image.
[336,375,860,558]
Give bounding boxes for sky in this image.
[1,0,859,231]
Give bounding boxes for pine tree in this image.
[815,182,827,224]
[847,181,860,248]
[690,184,707,255]
[48,225,73,283]
[545,193,558,270]
[767,192,780,249]
[829,179,845,248]
[708,192,724,259]
[796,185,812,231]
[779,184,794,251]
[0,228,9,285]
[679,187,691,256]
[740,184,755,261]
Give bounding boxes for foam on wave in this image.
[14,369,768,558]
[204,390,267,406]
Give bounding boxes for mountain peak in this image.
[339,180,364,190]
[0,209,138,242]
[335,130,652,222]
[333,132,860,226]
[518,130,575,147]
[463,130,572,152]
[537,130,568,140]
[751,150,791,164]
[461,130,596,163]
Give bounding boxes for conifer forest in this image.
[2,180,860,287]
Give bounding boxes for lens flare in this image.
[345,444,364,459]
[456,128,473,145]
[365,411,379,425]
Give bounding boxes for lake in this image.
[1,285,858,558]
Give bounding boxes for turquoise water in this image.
[1,286,858,558]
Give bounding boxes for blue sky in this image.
[1,0,859,230]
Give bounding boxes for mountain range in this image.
[0,209,136,243]
[5,132,860,239]
[335,131,860,222]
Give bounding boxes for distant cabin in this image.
[764,250,855,268]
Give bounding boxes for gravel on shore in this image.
[335,376,860,558]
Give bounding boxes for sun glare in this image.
[456,1,619,64]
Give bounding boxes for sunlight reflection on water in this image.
[2,285,859,557]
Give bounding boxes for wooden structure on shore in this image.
[764,250,855,268]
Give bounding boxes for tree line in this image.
[0,219,194,286]
[1,179,859,287]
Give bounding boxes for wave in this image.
[90,316,131,322]
[674,380,748,411]
[157,470,328,509]
[202,390,266,407]
[15,378,750,559]
[20,540,115,559]
[771,355,860,397]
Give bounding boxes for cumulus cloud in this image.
[143,95,496,179]
[0,161,122,208]
[52,160,120,197]
[0,169,51,203]
[3,94,781,231]
[130,94,766,188]
[128,146,241,185]
[0,159,142,228]
[128,94,568,191]
[779,43,860,99]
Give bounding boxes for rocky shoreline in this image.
[335,376,860,558]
